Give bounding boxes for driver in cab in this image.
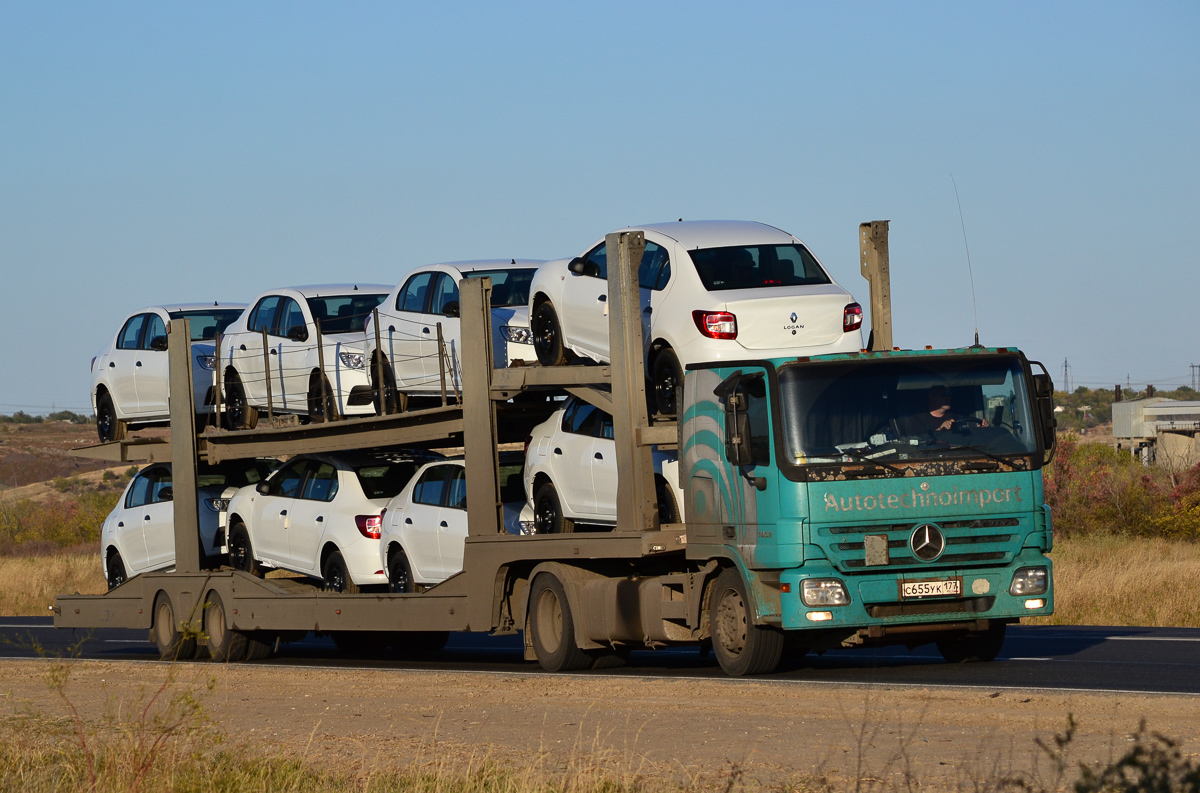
[904,385,988,436]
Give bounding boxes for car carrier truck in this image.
[57,222,1058,676]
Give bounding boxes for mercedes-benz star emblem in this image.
[909,524,945,562]
[789,312,798,323]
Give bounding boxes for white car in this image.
[100,459,277,588]
[225,451,436,592]
[528,220,864,414]
[364,261,543,411]
[90,303,247,442]
[523,398,684,533]
[219,285,390,427]
[380,453,526,592]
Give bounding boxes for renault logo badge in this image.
[790,312,798,323]
[910,524,945,562]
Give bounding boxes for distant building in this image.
[1112,398,1200,465]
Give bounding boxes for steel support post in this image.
[859,220,892,351]
[167,318,202,573]
[460,277,502,537]
[606,231,659,532]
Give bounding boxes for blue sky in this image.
[2,2,1197,412]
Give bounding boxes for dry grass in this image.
[0,552,106,616]
[1031,534,1200,627]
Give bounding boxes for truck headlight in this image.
[501,326,533,344]
[1009,566,1048,596]
[196,355,217,371]
[801,578,850,607]
[339,351,366,369]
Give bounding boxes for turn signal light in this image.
[692,310,738,340]
[355,514,383,539]
[843,303,863,332]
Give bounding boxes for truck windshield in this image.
[777,356,1037,465]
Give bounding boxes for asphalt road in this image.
[1,617,1197,695]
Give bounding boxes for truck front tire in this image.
[528,573,591,672]
[709,567,784,676]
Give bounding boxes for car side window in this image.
[278,298,306,338]
[142,314,167,350]
[117,314,148,350]
[269,459,309,498]
[301,462,339,502]
[412,466,449,506]
[149,470,174,504]
[638,242,672,291]
[428,274,459,316]
[561,400,599,436]
[584,243,607,279]
[126,468,155,508]
[398,272,434,313]
[248,296,282,334]
[597,412,614,440]
[446,467,467,510]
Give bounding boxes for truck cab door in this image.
[716,370,779,564]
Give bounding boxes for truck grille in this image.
[813,518,1023,573]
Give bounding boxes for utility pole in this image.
[1062,358,1069,393]
[1190,363,1199,391]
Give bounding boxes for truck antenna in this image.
[951,174,980,347]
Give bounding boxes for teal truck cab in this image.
[681,345,1057,675]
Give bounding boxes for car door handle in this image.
[108,361,115,368]
[239,344,246,351]
[597,295,607,302]
[144,515,151,521]
[117,521,124,527]
[422,327,430,334]
[439,521,448,528]
[270,349,277,355]
[553,447,562,455]
[405,517,413,524]
[135,361,142,367]
[594,452,603,460]
[388,325,395,332]
[280,510,287,516]
[316,516,323,522]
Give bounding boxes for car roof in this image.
[299,449,444,468]
[419,259,544,274]
[261,284,393,299]
[133,302,248,314]
[631,220,797,249]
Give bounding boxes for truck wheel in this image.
[532,301,568,366]
[106,550,127,590]
[710,567,784,676]
[307,375,338,423]
[529,574,591,672]
[228,524,262,577]
[937,623,1007,663]
[241,632,274,661]
[388,549,415,593]
[224,372,258,430]
[651,348,683,416]
[322,550,360,594]
[96,391,127,443]
[153,592,197,661]
[204,591,247,663]
[533,482,574,534]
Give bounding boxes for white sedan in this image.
[364,261,542,411]
[528,220,863,414]
[90,303,247,442]
[225,452,436,592]
[379,454,526,592]
[523,398,683,533]
[219,285,390,428]
[100,459,277,589]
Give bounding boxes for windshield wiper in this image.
[933,442,1020,470]
[839,447,904,475]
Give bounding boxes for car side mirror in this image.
[256,481,270,495]
[568,257,587,275]
[287,325,309,342]
[442,301,459,318]
[149,336,168,351]
[157,486,173,502]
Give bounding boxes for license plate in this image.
[901,578,961,599]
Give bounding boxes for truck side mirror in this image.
[1031,372,1058,453]
[724,393,753,465]
[287,325,309,342]
[149,336,168,351]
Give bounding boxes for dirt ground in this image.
[2,660,1197,790]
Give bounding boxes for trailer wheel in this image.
[241,632,274,661]
[96,391,127,443]
[528,574,591,672]
[105,550,127,590]
[153,592,197,661]
[228,524,262,577]
[204,591,247,663]
[533,482,574,534]
[224,371,258,430]
[936,622,1007,663]
[710,567,783,676]
[532,301,568,367]
[651,348,683,416]
[322,550,360,594]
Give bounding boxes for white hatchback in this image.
[219,285,390,427]
[379,454,526,592]
[364,261,542,411]
[528,220,863,414]
[90,303,247,442]
[100,459,277,589]
[224,452,435,592]
[523,398,684,533]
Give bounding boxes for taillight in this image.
[692,310,738,340]
[355,514,382,539]
[524,435,532,457]
[843,303,863,332]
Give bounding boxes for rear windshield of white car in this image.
[355,461,422,499]
[306,294,388,334]
[689,244,831,292]
[471,269,535,307]
[169,310,245,341]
